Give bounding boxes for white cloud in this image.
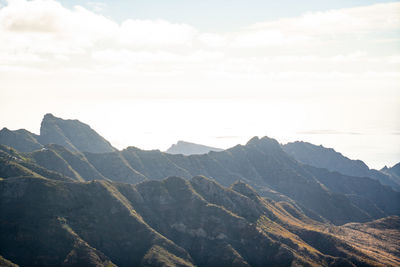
[198,33,227,47]
[232,2,400,47]
[119,19,197,47]
[0,0,197,55]
[248,2,400,33]
[0,0,398,96]
[87,2,106,13]
[231,29,311,47]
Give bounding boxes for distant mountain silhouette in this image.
[166,140,223,155]
[0,113,116,153]
[283,141,400,190]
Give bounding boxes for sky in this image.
[0,0,399,169]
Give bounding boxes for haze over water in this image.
[1,97,398,169]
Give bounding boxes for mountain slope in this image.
[39,113,116,153]
[381,163,400,185]
[304,165,400,219]
[4,135,399,225]
[166,141,223,155]
[0,177,193,267]
[283,141,400,190]
[0,114,116,154]
[0,128,43,152]
[1,175,399,266]
[1,115,399,225]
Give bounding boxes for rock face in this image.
[1,175,399,267]
[166,140,223,155]
[0,114,116,154]
[39,113,116,153]
[283,141,400,190]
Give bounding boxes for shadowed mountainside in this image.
[1,115,400,266]
[1,115,399,226]
[381,163,400,185]
[283,141,400,191]
[1,137,400,226]
[1,175,399,267]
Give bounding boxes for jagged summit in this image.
[0,114,116,154]
[245,136,281,150]
[166,140,223,155]
[43,113,55,119]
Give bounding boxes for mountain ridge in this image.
[1,114,400,266]
[1,115,399,226]
[0,113,116,154]
[283,141,400,190]
[2,135,399,226]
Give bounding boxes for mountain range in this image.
[0,114,399,266]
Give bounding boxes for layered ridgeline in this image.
[1,136,400,226]
[0,114,116,153]
[1,115,400,266]
[283,141,400,191]
[0,115,399,225]
[166,141,223,155]
[1,175,399,267]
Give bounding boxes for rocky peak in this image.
[39,113,116,153]
[245,136,281,151]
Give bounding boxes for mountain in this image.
[0,128,43,152]
[1,115,400,266]
[0,114,116,154]
[1,174,399,266]
[166,141,223,155]
[303,165,400,219]
[2,134,400,226]
[381,163,400,184]
[283,141,400,190]
[88,137,400,225]
[39,113,116,153]
[1,115,399,225]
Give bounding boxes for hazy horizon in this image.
[1,0,399,169]
[1,107,398,170]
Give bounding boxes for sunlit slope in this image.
[1,175,398,266]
